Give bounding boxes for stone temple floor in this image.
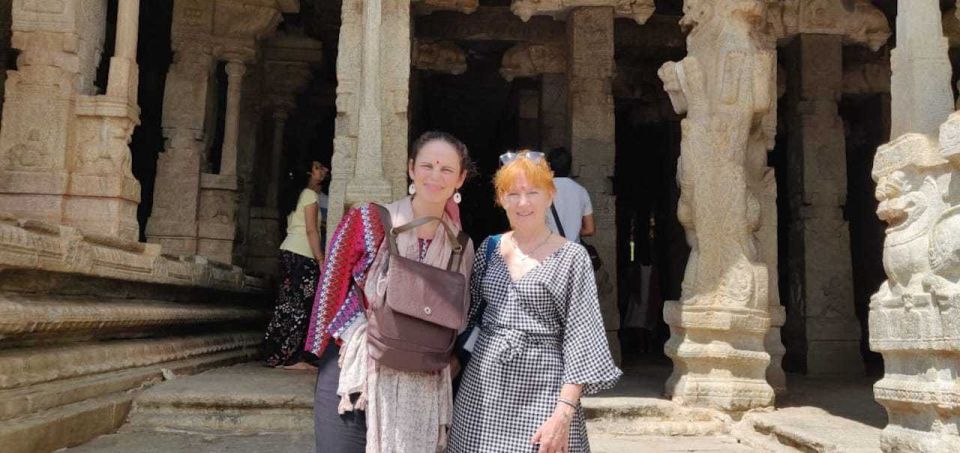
[64,359,886,452]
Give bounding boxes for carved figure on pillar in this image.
[657,0,776,413]
[870,130,960,452]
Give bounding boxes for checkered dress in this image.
[448,237,622,453]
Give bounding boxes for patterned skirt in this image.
[263,250,320,367]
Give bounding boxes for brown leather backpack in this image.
[366,205,470,372]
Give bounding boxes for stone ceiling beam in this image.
[512,0,654,25]
[499,41,565,81]
[767,0,891,51]
[413,40,468,75]
[414,0,479,15]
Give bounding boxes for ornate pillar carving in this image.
[567,6,619,364]
[657,0,778,413]
[327,0,411,237]
[869,1,960,450]
[0,0,143,240]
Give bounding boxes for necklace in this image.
[513,231,552,264]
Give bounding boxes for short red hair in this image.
[493,151,556,205]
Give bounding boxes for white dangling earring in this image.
[408,183,416,195]
[453,190,462,204]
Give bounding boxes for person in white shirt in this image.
[545,147,595,242]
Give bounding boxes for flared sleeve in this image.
[305,204,385,356]
[561,245,622,395]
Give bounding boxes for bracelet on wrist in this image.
[557,397,578,411]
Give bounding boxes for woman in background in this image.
[263,160,328,370]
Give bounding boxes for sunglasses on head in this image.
[498,150,545,167]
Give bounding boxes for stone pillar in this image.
[106,0,139,101]
[195,60,246,264]
[566,6,619,364]
[868,3,960,451]
[327,0,411,235]
[785,34,864,376]
[245,33,320,276]
[518,89,539,149]
[540,73,567,151]
[146,41,214,256]
[497,40,566,150]
[147,0,295,260]
[658,0,777,414]
[889,0,952,138]
[267,109,289,211]
[219,61,246,176]
[0,1,143,239]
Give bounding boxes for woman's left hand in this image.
[530,407,572,453]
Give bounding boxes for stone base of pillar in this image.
[807,338,865,376]
[663,301,774,414]
[246,207,282,278]
[766,306,787,394]
[0,170,70,224]
[872,290,960,452]
[198,174,239,265]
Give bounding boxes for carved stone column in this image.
[147,0,296,262]
[220,61,246,177]
[246,34,319,276]
[518,89,540,149]
[566,6,620,364]
[0,0,142,240]
[868,2,960,451]
[196,60,246,264]
[889,0,952,137]
[327,0,411,235]
[784,34,864,376]
[658,0,778,414]
[540,73,568,151]
[145,39,213,256]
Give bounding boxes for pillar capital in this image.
[413,40,467,75]
[767,0,891,51]
[225,60,247,79]
[500,41,565,81]
[511,0,654,25]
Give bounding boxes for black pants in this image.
[314,344,367,453]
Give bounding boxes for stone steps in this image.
[124,361,728,437]
[730,407,882,453]
[584,396,729,436]
[125,362,314,433]
[0,348,256,453]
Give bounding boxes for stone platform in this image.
[63,361,887,452]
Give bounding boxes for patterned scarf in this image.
[304,203,385,356]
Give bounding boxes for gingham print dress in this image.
[448,237,622,453]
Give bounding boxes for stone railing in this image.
[0,217,270,453]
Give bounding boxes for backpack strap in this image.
[472,234,501,329]
[550,203,566,238]
[373,203,467,273]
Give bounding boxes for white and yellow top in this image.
[279,188,318,259]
